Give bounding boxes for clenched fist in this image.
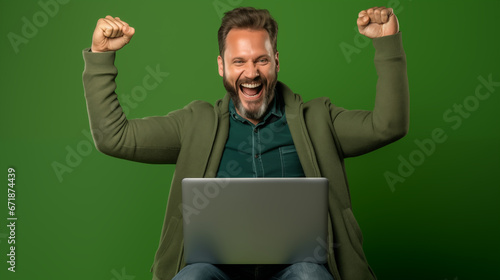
[357,7,399,38]
[91,15,135,53]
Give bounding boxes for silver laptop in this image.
[181,177,329,264]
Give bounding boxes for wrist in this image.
[90,46,104,53]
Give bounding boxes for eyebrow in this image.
[231,55,270,62]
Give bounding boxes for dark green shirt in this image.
[216,93,305,178]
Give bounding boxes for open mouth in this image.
[239,82,264,100]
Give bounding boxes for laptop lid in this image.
[181,177,329,264]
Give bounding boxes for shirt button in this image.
[253,128,258,133]
[255,154,259,159]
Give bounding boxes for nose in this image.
[242,62,259,80]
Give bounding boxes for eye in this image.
[233,60,244,65]
[257,58,269,64]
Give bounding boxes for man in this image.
[82,6,408,280]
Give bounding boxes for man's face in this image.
[218,28,280,124]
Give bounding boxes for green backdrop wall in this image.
[1,0,499,279]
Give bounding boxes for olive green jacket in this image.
[82,32,408,280]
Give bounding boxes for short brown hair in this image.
[218,7,278,58]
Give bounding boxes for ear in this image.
[217,55,224,77]
[275,52,280,72]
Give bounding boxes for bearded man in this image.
[83,6,408,280]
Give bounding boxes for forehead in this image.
[224,28,273,59]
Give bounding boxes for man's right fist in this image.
[91,16,135,53]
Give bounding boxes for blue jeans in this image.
[172,262,334,280]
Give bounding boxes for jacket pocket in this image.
[279,145,305,177]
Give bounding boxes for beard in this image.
[223,70,278,122]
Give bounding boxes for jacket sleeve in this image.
[331,32,409,157]
[82,48,182,164]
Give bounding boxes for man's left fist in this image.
[357,7,399,38]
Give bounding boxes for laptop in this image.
[181,177,329,264]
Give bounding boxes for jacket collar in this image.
[278,81,321,177]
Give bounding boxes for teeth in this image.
[241,83,261,88]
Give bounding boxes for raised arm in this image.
[82,16,183,164]
[333,7,409,157]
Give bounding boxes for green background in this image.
[1,0,499,279]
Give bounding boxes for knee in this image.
[173,263,223,280]
[283,262,333,280]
